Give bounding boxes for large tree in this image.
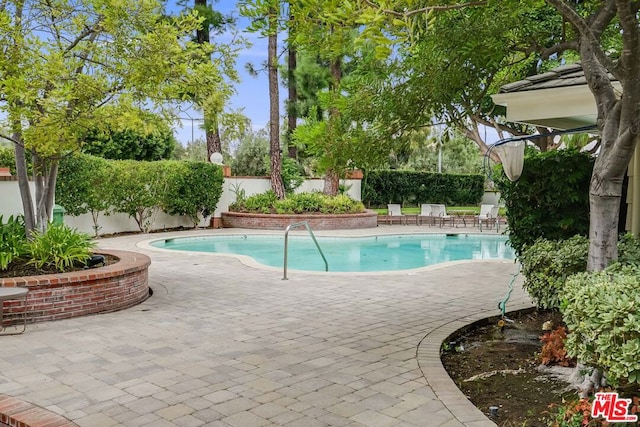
[239,0,286,198]
[0,0,233,235]
[311,0,635,270]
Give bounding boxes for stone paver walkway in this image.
[0,226,532,426]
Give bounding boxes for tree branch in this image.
[362,0,487,18]
[546,0,619,79]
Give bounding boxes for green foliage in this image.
[281,157,305,194]
[164,162,224,228]
[494,149,593,256]
[231,129,269,176]
[82,116,177,161]
[230,191,365,215]
[0,215,28,270]
[519,235,589,310]
[0,146,32,176]
[362,170,484,207]
[26,224,95,272]
[562,266,640,386]
[109,160,180,233]
[57,153,113,236]
[520,233,640,310]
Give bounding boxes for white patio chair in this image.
[430,204,453,228]
[387,204,406,225]
[418,204,433,226]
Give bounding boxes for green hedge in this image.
[57,154,224,233]
[494,148,593,256]
[362,170,484,207]
[230,191,365,215]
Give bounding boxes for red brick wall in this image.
[221,211,378,230]
[0,250,150,324]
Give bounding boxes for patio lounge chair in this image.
[475,205,499,231]
[418,204,433,226]
[430,204,453,227]
[387,204,406,225]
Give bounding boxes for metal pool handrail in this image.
[283,221,328,280]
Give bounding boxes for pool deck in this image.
[0,225,532,427]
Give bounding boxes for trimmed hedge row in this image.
[362,170,484,207]
[494,148,593,255]
[57,153,224,234]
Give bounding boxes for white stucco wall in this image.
[0,177,362,235]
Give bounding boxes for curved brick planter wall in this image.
[221,210,378,230]
[0,250,150,324]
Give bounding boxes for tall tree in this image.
[286,2,298,159]
[240,0,286,198]
[0,0,234,234]
[267,3,286,198]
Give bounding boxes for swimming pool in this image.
[151,234,515,273]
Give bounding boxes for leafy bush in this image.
[27,224,95,272]
[494,149,593,255]
[520,233,640,310]
[0,146,32,175]
[110,160,183,232]
[0,215,28,270]
[519,235,588,309]
[164,161,224,228]
[539,326,575,367]
[57,153,113,236]
[561,266,640,385]
[230,191,365,214]
[362,170,484,207]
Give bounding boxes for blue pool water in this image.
[151,234,515,273]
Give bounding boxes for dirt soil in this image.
[0,254,118,278]
[441,310,576,426]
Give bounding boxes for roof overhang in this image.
[491,83,622,130]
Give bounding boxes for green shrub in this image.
[0,146,32,176]
[362,170,484,207]
[240,191,279,214]
[0,215,28,270]
[230,191,365,215]
[164,161,224,228]
[57,153,113,236]
[520,233,640,310]
[27,224,95,272]
[519,235,589,309]
[561,266,640,385]
[494,149,593,255]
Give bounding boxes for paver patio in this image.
[0,226,532,426]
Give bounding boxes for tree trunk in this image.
[13,134,35,235]
[268,6,285,199]
[286,3,298,159]
[206,123,222,161]
[287,42,298,159]
[195,0,223,161]
[322,57,342,196]
[323,169,340,195]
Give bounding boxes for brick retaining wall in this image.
[221,211,378,230]
[0,250,150,324]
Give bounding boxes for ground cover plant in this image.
[229,190,365,214]
[0,216,97,277]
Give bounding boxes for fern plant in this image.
[27,224,95,272]
[0,215,28,270]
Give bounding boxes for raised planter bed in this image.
[0,249,151,324]
[221,210,378,230]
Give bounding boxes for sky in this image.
[169,1,276,146]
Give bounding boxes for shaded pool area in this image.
[151,233,515,272]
